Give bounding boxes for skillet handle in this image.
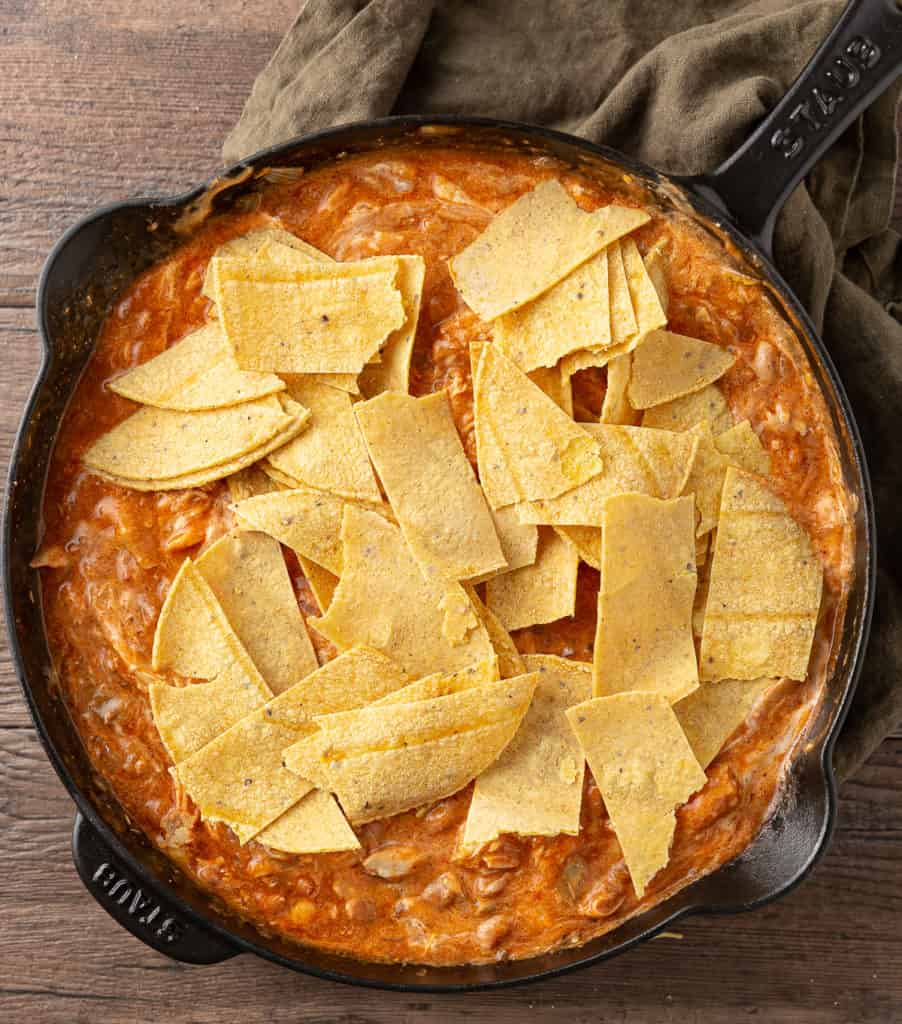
[71,812,239,964]
[688,0,902,254]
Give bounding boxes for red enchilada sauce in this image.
[36,146,853,965]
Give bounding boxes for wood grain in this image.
[1,3,900,1022]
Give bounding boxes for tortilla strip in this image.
[201,225,330,299]
[473,342,604,509]
[358,254,426,397]
[641,384,733,434]
[528,365,574,417]
[566,692,706,897]
[254,789,360,854]
[714,420,771,476]
[311,505,494,678]
[449,180,649,320]
[267,377,381,503]
[699,468,823,681]
[108,323,285,411]
[643,239,670,311]
[375,658,499,706]
[357,391,505,581]
[622,238,668,336]
[486,527,579,631]
[466,504,538,584]
[461,654,591,849]
[195,531,318,695]
[520,423,699,526]
[214,259,405,374]
[463,584,526,679]
[150,659,273,765]
[84,395,297,482]
[173,648,408,843]
[299,555,339,614]
[227,464,281,503]
[594,494,699,703]
[629,330,736,409]
[283,674,538,823]
[232,486,385,576]
[554,525,601,570]
[493,248,611,371]
[674,677,776,769]
[600,353,639,426]
[92,411,310,492]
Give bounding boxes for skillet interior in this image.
[5,117,875,990]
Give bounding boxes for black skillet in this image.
[4,0,900,991]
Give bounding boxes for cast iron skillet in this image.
[5,0,900,991]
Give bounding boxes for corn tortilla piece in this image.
[356,391,506,581]
[311,505,494,678]
[359,255,426,397]
[714,420,771,476]
[283,674,538,823]
[600,353,639,426]
[674,678,775,769]
[449,180,649,320]
[629,330,736,409]
[215,259,405,374]
[266,377,381,503]
[375,658,499,706]
[466,504,538,584]
[520,423,699,526]
[528,365,574,417]
[554,525,600,569]
[83,395,295,482]
[254,790,360,854]
[486,527,579,631]
[699,468,823,681]
[201,225,330,299]
[195,531,318,695]
[233,486,379,576]
[566,692,706,897]
[173,648,408,843]
[463,584,526,679]
[641,384,733,434]
[299,555,339,614]
[493,248,612,372]
[621,238,668,338]
[643,239,670,312]
[108,323,286,412]
[91,411,310,493]
[227,464,282,502]
[151,558,269,688]
[594,494,699,703]
[462,654,590,850]
[150,659,273,764]
[473,342,604,509]
[681,421,731,537]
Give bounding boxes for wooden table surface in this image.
[2,4,901,1022]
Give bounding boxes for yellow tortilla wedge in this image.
[356,390,505,581]
[449,180,649,320]
[298,555,339,614]
[714,420,771,476]
[311,505,494,678]
[283,673,538,823]
[461,654,590,849]
[674,677,776,768]
[528,365,574,417]
[374,658,499,706]
[358,254,426,397]
[600,353,639,425]
[553,525,601,570]
[463,583,526,679]
[520,423,699,526]
[254,789,360,854]
[641,383,733,434]
[566,691,706,897]
[266,377,381,503]
[201,225,330,299]
[195,531,318,695]
[108,322,285,411]
[473,342,604,509]
[486,527,579,631]
[699,468,823,681]
[593,494,699,703]
[629,330,736,409]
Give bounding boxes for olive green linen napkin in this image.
[224,0,901,779]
